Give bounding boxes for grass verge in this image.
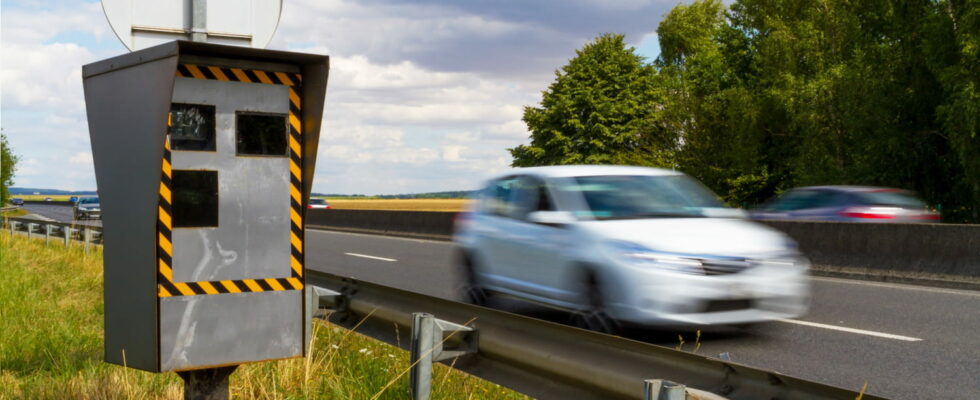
[0,231,527,399]
[1,208,28,218]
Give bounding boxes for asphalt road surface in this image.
[21,203,102,227]
[21,205,979,398]
[307,229,980,400]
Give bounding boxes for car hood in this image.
[79,203,101,209]
[577,217,793,257]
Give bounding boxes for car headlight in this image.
[604,241,704,274]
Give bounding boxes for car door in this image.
[500,176,575,301]
[472,176,521,288]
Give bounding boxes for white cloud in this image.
[68,152,93,164]
[1,0,668,194]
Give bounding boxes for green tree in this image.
[1,131,19,206]
[653,0,978,219]
[510,34,674,167]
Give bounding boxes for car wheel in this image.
[569,271,619,334]
[459,250,490,306]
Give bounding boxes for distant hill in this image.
[312,190,477,199]
[10,187,98,195]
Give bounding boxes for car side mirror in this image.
[527,211,576,226]
[701,208,748,218]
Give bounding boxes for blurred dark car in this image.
[10,198,25,206]
[751,186,939,222]
[69,196,79,203]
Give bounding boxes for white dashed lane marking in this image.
[345,252,397,262]
[777,318,923,342]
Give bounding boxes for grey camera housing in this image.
[83,41,328,372]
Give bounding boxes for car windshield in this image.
[557,175,726,219]
[309,199,326,205]
[856,190,926,208]
[79,197,99,204]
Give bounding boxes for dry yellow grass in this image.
[324,198,470,212]
[13,195,75,201]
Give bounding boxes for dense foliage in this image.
[1,132,19,206]
[512,0,978,222]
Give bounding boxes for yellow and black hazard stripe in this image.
[158,63,305,298]
[176,63,302,87]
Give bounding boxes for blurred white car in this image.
[454,165,809,329]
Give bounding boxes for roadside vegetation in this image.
[0,208,28,218]
[0,231,525,399]
[512,0,978,222]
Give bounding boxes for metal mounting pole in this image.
[190,0,207,42]
[177,366,237,400]
[409,312,477,400]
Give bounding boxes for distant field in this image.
[14,195,74,201]
[323,198,470,212]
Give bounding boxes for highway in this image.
[21,203,102,227]
[306,229,980,400]
[17,205,979,398]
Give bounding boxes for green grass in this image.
[0,232,527,399]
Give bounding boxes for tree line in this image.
[511,0,978,222]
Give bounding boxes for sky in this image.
[1,0,669,195]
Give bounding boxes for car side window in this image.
[769,190,819,211]
[509,176,555,220]
[484,177,518,217]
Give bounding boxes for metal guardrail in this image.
[3,216,103,250]
[0,213,882,398]
[307,271,883,400]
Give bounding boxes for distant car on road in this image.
[454,165,810,330]
[74,196,101,220]
[44,197,53,201]
[10,198,24,206]
[69,196,79,203]
[750,186,939,223]
[307,198,332,210]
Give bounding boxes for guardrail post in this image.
[409,312,477,400]
[27,223,34,240]
[306,285,344,349]
[644,379,687,400]
[64,226,71,248]
[84,227,91,253]
[45,224,52,245]
[410,313,436,400]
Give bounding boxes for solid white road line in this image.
[776,318,923,342]
[344,252,397,262]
